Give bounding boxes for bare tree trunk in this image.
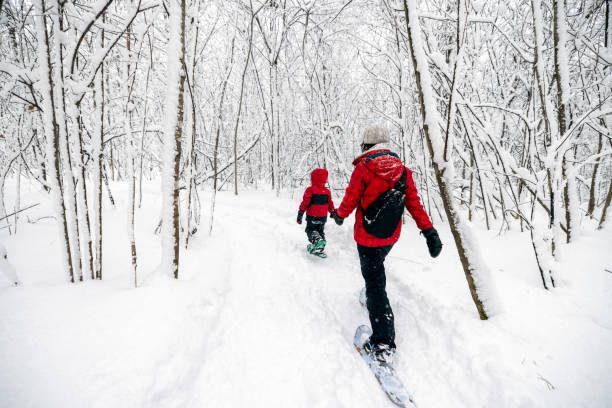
[35,0,74,282]
[274,64,281,197]
[233,9,256,196]
[51,0,82,282]
[460,112,491,229]
[126,21,137,287]
[590,2,610,218]
[93,63,104,280]
[529,195,553,290]
[139,31,153,209]
[161,0,186,279]
[14,158,21,234]
[531,0,557,288]
[73,101,94,280]
[403,0,496,320]
[68,33,95,278]
[109,142,115,181]
[587,134,603,216]
[553,0,576,243]
[599,0,611,229]
[33,133,49,191]
[599,175,612,230]
[209,38,235,235]
[184,7,201,248]
[102,163,115,206]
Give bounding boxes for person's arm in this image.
[404,169,433,231]
[299,187,313,213]
[336,164,367,219]
[297,187,312,224]
[405,169,441,257]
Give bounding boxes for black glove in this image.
[297,211,304,224]
[422,227,442,258]
[330,210,344,226]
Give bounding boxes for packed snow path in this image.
[1,186,612,407]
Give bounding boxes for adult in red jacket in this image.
[297,168,335,250]
[331,125,442,361]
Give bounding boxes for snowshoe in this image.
[307,240,327,258]
[354,325,415,407]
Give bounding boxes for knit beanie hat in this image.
[362,125,390,145]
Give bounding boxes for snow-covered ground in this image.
[1,181,611,408]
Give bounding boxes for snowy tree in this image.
[160,0,186,279]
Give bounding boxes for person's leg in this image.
[305,225,316,244]
[312,222,327,253]
[357,244,395,350]
[318,221,326,242]
[306,221,322,244]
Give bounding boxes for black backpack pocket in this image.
[362,169,407,239]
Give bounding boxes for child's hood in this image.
[310,168,328,187]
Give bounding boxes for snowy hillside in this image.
[1,181,611,408]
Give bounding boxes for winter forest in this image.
[1,0,611,407]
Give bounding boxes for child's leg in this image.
[305,223,321,244]
[318,222,326,242]
[309,222,326,254]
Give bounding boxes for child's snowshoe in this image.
[307,240,327,258]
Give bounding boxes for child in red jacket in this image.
[297,168,335,256]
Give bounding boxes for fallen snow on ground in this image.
[1,181,611,408]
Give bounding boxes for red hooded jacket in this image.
[299,168,335,219]
[336,149,432,247]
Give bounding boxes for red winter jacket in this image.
[299,168,335,219]
[336,150,432,247]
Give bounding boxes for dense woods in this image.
[1,0,610,317]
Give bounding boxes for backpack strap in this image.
[364,151,399,163]
[394,168,407,191]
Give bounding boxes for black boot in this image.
[363,337,396,364]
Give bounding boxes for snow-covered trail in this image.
[1,184,612,408]
[0,188,394,408]
[181,194,382,407]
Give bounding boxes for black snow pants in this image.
[357,244,396,350]
[305,217,326,244]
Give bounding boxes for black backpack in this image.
[361,154,407,239]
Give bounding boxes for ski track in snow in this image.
[1,185,612,408]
